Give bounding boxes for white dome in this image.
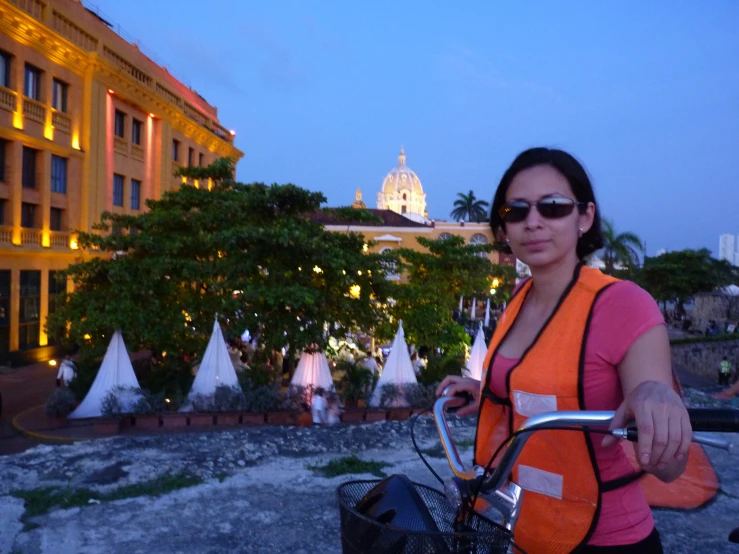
[382,147,424,196]
[377,147,427,219]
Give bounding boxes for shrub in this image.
[419,354,464,386]
[213,385,246,412]
[339,363,375,407]
[378,383,404,408]
[131,389,167,415]
[404,383,438,409]
[243,384,279,412]
[67,357,100,402]
[44,388,77,418]
[100,386,144,418]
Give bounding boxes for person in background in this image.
[326,393,343,425]
[56,355,76,387]
[311,387,327,425]
[719,356,732,386]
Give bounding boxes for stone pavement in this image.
[0,391,738,554]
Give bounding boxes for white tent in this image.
[722,284,739,296]
[69,331,141,419]
[290,350,334,395]
[464,326,487,381]
[186,317,241,403]
[370,321,417,407]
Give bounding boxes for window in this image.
[24,64,41,100]
[50,155,67,193]
[19,270,40,351]
[22,147,37,189]
[0,200,5,226]
[132,118,142,145]
[113,174,124,207]
[114,110,125,138]
[50,207,63,231]
[0,270,10,358]
[401,206,407,214]
[131,179,141,210]
[0,140,6,183]
[188,147,194,167]
[47,270,66,346]
[21,203,36,228]
[470,233,489,258]
[199,153,204,167]
[0,51,10,89]
[52,79,68,112]
[172,140,180,161]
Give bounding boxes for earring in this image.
[578,228,584,238]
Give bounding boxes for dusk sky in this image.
[92,1,739,257]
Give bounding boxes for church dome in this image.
[381,147,424,196]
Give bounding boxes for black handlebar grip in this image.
[447,392,474,414]
[687,408,739,433]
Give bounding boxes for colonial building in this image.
[0,0,243,363]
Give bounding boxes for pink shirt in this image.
[489,280,664,546]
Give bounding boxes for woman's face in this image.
[503,165,595,270]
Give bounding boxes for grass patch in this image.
[419,446,446,459]
[11,473,202,523]
[308,455,391,478]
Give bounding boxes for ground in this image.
[0,387,738,554]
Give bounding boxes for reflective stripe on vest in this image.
[474,265,618,553]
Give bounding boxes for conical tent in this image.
[69,331,140,419]
[290,351,333,395]
[370,321,417,407]
[465,326,487,381]
[186,317,241,401]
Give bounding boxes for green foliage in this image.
[637,249,739,309]
[404,383,438,409]
[338,362,376,407]
[67,357,100,402]
[386,235,513,355]
[11,473,202,521]
[307,455,391,478]
[321,206,384,224]
[44,388,77,418]
[378,383,404,408]
[421,354,465,386]
[450,190,490,223]
[47,158,393,379]
[599,219,644,274]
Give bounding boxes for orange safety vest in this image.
[474,265,718,553]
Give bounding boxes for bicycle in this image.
[337,394,739,554]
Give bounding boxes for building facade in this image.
[719,234,737,266]
[0,0,243,363]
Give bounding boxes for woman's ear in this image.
[579,202,596,234]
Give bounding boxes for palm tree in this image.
[450,191,490,222]
[600,219,645,274]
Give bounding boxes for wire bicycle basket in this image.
[337,476,512,554]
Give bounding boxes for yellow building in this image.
[0,0,243,363]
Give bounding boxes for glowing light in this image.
[313,265,323,274]
[70,238,79,250]
[357,270,362,275]
[162,351,167,357]
[492,278,501,288]
[108,89,115,94]
[349,284,361,298]
[83,334,91,340]
[490,288,497,295]
[362,243,368,252]
[165,398,171,403]
[42,231,50,248]
[48,359,57,366]
[229,130,236,136]
[13,111,23,129]
[149,113,155,118]
[342,270,346,275]
[72,131,80,150]
[298,266,302,271]
[44,122,54,141]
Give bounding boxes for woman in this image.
[438,148,691,553]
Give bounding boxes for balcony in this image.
[49,231,69,248]
[8,0,45,21]
[0,226,13,245]
[0,86,16,112]
[114,136,128,155]
[131,143,145,162]
[23,97,45,123]
[51,110,71,134]
[21,228,42,246]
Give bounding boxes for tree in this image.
[450,190,490,223]
[638,249,738,314]
[385,236,514,356]
[600,219,644,274]
[47,158,395,370]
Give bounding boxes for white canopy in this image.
[186,317,241,401]
[69,331,140,419]
[370,321,417,407]
[722,284,739,296]
[290,350,334,394]
[464,326,487,381]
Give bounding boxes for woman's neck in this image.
[528,255,580,309]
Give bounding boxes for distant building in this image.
[719,234,737,265]
[656,248,667,257]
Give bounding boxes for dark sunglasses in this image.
[499,197,587,223]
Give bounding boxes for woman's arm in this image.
[603,325,691,483]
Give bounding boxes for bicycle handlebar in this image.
[434,396,739,498]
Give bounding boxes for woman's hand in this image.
[436,375,481,417]
[602,380,691,482]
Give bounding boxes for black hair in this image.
[490,147,604,260]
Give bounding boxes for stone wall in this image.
[671,338,739,381]
[692,293,739,332]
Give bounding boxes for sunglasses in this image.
[499,197,587,224]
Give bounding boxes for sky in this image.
[90,0,739,257]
